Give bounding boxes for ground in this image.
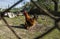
[0,15,60,39]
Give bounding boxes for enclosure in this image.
[0,0,60,39]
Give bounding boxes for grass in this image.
[4,16,25,26]
[40,29,60,39]
[38,15,54,26]
[0,15,60,39]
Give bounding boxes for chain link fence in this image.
[0,0,60,39]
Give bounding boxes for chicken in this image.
[23,10,37,29]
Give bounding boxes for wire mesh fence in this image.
[0,0,60,39]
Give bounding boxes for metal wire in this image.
[0,0,60,39]
[31,0,60,39]
[0,0,23,39]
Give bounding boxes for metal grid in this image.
[0,0,60,39]
[0,0,23,39]
[31,0,60,39]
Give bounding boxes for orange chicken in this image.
[23,10,37,29]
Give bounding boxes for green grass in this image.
[41,29,60,39]
[0,15,60,39]
[38,15,54,27]
[4,16,25,26]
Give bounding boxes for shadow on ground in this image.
[11,24,26,29]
